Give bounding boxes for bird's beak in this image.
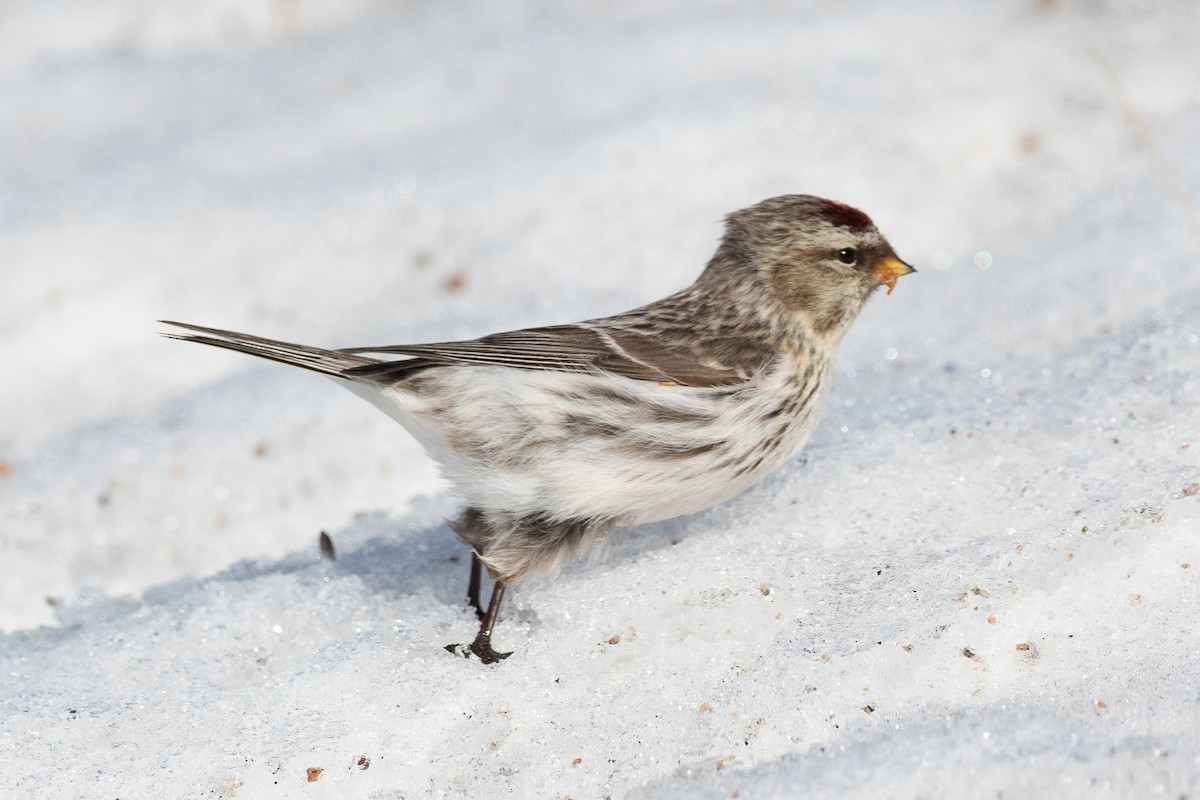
[872,255,916,296]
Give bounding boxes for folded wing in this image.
[342,322,752,388]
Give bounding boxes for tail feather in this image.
[160,320,379,379]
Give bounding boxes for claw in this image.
[444,637,512,664]
[445,577,511,663]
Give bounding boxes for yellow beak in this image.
[872,255,916,295]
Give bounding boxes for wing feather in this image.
[342,322,755,387]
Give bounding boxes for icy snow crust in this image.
[2,1,1199,797]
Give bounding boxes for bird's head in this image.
[707,194,915,337]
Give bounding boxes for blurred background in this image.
[1,0,1197,629]
[3,3,1200,797]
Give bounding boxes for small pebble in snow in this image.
[1017,130,1043,154]
[306,767,323,782]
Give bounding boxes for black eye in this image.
[837,248,857,265]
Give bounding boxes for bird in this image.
[163,194,914,663]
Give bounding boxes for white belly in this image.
[343,360,829,526]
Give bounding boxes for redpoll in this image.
[164,194,914,663]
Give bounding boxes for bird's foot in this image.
[444,634,512,664]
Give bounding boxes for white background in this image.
[2,0,1198,797]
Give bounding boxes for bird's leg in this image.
[467,551,485,620]
[469,581,511,663]
[445,580,511,664]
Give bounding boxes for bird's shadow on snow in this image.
[5,499,721,658]
[325,510,472,606]
[200,504,480,612]
[5,507,470,649]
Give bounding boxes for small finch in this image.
[164,194,914,663]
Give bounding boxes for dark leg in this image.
[445,580,511,664]
[467,552,485,620]
[469,581,511,663]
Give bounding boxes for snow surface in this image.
[2,0,1200,797]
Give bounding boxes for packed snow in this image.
[2,0,1199,797]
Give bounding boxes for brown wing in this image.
[341,322,756,387]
